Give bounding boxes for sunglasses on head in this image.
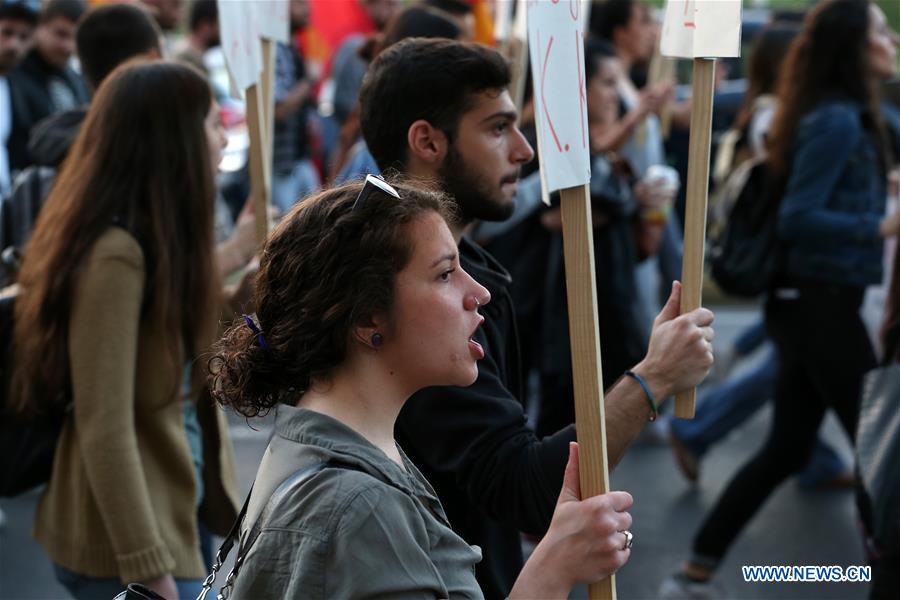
[352,174,401,211]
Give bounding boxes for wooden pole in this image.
[261,38,276,154]
[646,48,676,138]
[560,184,615,600]
[245,82,271,246]
[244,38,277,248]
[509,37,529,113]
[674,58,715,419]
[658,57,676,138]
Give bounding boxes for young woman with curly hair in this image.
[210,177,637,599]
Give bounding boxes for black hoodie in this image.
[6,48,89,172]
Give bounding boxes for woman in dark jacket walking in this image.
[662,1,900,596]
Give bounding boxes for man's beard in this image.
[439,145,517,225]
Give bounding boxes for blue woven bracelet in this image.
[624,370,658,422]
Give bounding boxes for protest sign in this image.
[528,2,613,598]
[527,0,591,195]
[257,0,291,44]
[661,0,741,58]
[219,1,262,96]
[218,0,290,245]
[661,0,741,418]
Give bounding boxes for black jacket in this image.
[6,49,89,173]
[0,109,84,285]
[396,238,576,599]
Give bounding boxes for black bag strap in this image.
[197,460,365,600]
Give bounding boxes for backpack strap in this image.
[197,460,366,600]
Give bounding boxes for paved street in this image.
[0,305,870,599]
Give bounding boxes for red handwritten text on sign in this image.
[683,0,697,28]
[661,0,741,58]
[528,0,591,192]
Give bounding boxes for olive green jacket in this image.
[231,406,483,599]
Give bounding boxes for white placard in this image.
[218,0,263,94]
[257,0,291,44]
[527,0,591,197]
[661,0,741,58]
[494,0,513,42]
[513,0,527,41]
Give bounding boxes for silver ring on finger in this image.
[620,530,634,551]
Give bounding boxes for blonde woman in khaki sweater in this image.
[11,61,239,599]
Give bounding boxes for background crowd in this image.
[1,0,900,599]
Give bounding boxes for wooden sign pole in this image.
[673,57,715,419]
[566,14,612,599]
[245,38,277,248]
[261,38,276,153]
[245,83,271,246]
[560,185,615,600]
[526,4,614,597]
[646,47,676,138]
[509,37,529,113]
[658,58,676,138]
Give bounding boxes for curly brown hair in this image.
[209,178,455,417]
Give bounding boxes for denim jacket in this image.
[777,99,886,287]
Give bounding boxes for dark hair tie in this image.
[243,314,270,351]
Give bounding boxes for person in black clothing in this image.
[0,0,37,197]
[6,0,88,174]
[359,38,716,598]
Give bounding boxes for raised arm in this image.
[398,282,713,534]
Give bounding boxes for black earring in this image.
[371,333,384,348]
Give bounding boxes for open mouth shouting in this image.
[468,316,485,360]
